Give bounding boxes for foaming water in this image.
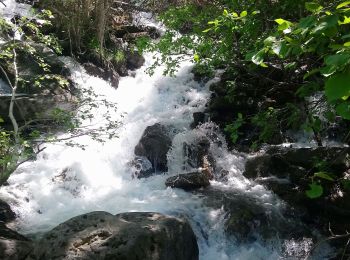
[0,2,335,259]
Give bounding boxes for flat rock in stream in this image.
[165,171,210,191]
[30,211,199,260]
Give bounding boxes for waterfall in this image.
[0,2,335,259]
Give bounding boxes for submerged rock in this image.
[165,171,210,191]
[30,211,199,260]
[134,123,172,174]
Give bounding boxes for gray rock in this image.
[165,171,210,191]
[134,123,172,173]
[83,63,120,88]
[0,223,33,260]
[30,211,199,260]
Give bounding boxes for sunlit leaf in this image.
[314,172,335,181]
[337,1,350,9]
[240,11,248,18]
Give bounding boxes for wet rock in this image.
[0,223,33,260]
[113,25,160,40]
[0,200,15,223]
[183,135,214,179]
[134,123,172,173]
[129,156,154,178]
[243,146,350,233]
[83,62,120,88]
[30,211,199,260]
[190,112,206,129]
[125,51,145,71]
[165,171,210,191]
[197,188,310,242]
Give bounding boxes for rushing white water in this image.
[0,2,336,259]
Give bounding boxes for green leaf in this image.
[314,172,335,181]
[305,2,323,12]
[325,54,350,67]
[298,15,317,29]
[336,102,350,119]
[344,42,350,46]
[193,53,200,62]
[320,65,337,77]
[0,117,3,123]
[337,1,350,9]
[325,73,350,101]
[275,18,289,25]
[275,18,293,31]
[240,11,248,18]
[306,183,323,198]
[251,49,266,65]
[304,68,320,79]
[339,16,350,25]
[223,9,229,16]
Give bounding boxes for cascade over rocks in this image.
[134,123,172,176]
[198,188,311,243]
[29,211,199,260]
[183,135,214,176]
[244,146,350,233]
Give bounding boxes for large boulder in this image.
[30,211,199,260]
[0,223,33,260]
[165,171,210,191]
[134,123,172,174]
